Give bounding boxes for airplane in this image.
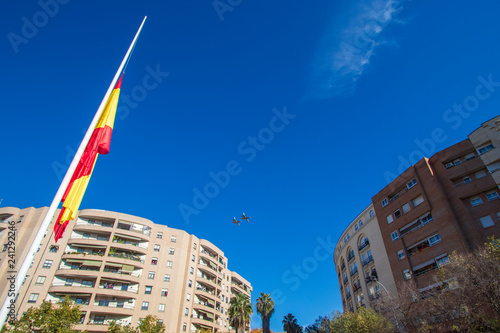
[241,213,251,222]
[231,218,241,226]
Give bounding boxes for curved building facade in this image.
[333,204,397,313]
[0,207,252,333]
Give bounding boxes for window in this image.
[463,177,472,184]
[83,233,90,238]
[403,269,411,280]
[154,244,160,252]
[476,170,487,179]
[167,261,173,268]
[480,216,495,228]
[387,215,394,224]
[428,234,442,246]
[171,235,177,242]
[369,210,375,218]
[436,256,449,267]
[161,288,168,297]
[478,143,494,154]
[65,278,74,286]
[121,284,129,291]
[183,323,187,332]
[407,179,417,189]
[445,162,454,169]
[82,280,93,287]
[397,250,405,260]
[145,286,152,294]
[148,271,155,279]
[42,260,52,269]
[141,301,149,310]
[190,267,194,274]
[191,254,195,262]
[151,257,158,265]
[402,203,411,213]
[156,232,163,239]
[28,293,39,303]
[394,209,402,219]
[35,276,46,285]
[49,245,58,253]
[453,159,462,166]
[346,233,350,240]
[381,198,388,207]
[188,280,192,288]
[184,307,189,316]
[354,224,358,231]
[465,153,476,160]
[422,214,433,224]
[159,304,165,312]
[391,231,399,241]
[412,195,424,207]
[471,197,483,207]
[98,300,109,307]
[193,243,197,250]
[186,293,190,301]
[164,274,171,282]
[486,191,499,201]
[169,248,175,255]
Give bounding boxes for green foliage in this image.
[228,293,253,333]
[137,315,165,333]
[107,321,137,333]
[256,293,275,333]
[106,315,164,333]
[1,296,82,333]
[329,308,392,333]
[283,313,302,333]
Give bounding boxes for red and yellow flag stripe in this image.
[54,76,122,241]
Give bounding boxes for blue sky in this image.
[2,0,500,330]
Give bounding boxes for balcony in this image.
[400,214,433,237]
[107,250,144,263]
[112,234,148,250]
[116,220,151,237]
[359,240,370,252]
[347,253,355,262]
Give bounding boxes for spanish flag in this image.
[54,75,122,242]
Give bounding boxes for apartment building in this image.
[333,204,397,313]
[0,207,252,333]
[334,115,500,312]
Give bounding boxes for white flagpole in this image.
[0,16,147,330]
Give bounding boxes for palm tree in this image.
[256,293,275,333]
[228,293,253,333]
[283,313,302,333]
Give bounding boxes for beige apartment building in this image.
[333,204,397,313]
[334,115,500,313]
[0,207,252,333]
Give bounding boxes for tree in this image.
[329,307,392,333]
[106,315,164,333]
[1,297,83,333]
[137,315,165,333]
[107,321,137,333]
[304,315,330,333]
[373,238,500,332]
[282,313,302,333]
[229,293,253,333]
[256,293,275,333]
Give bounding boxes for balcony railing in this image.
[103,268,141,278]
[347,254,355,262]
[192,314,214,323]
[108,252,144,263]
[350,268,358,277]
[359,240,370,252]
[400,215,433,237]
[112,238,148,249]
[341,263,346,271]
[194,301,215,309]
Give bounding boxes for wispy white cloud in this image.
[308,0,404,98]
